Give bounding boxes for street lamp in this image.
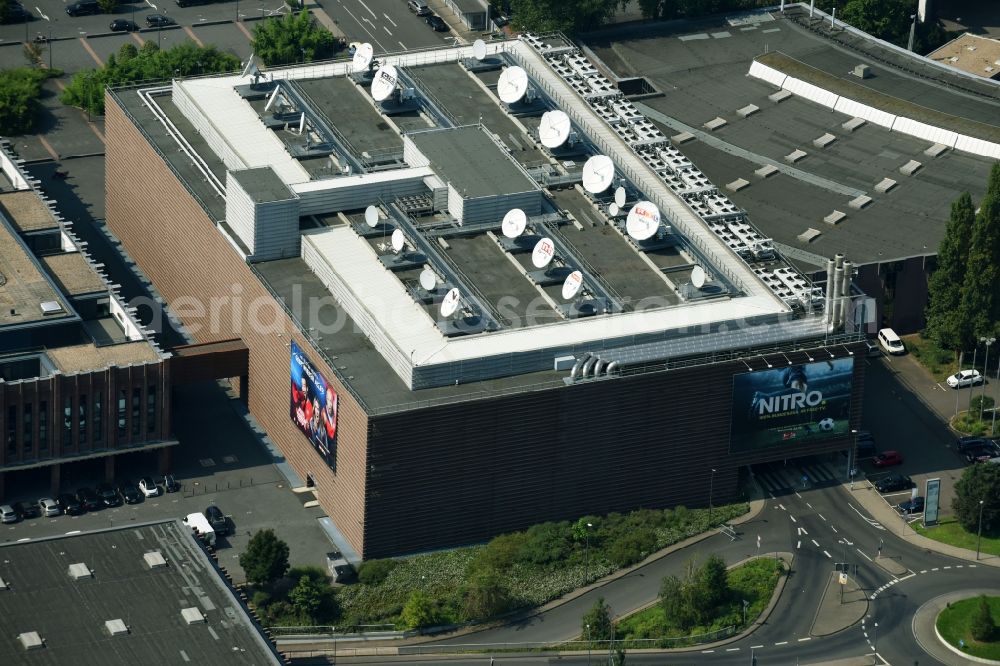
[873,622,878,665]
[977,499,985,560]
[907,13,917,51]
[584,522,593,586]
[980,337,995,421]
[585,623,591,665]
[708,468,717,527]
[969,344,980,414]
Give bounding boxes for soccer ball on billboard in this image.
[818,417,836,431]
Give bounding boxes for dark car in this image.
[76,487,102,511]
[109,18,138,31]
[966,444,1000,464]
[57,493,84,516]
[66,0,100,16]
[957,436,993,453]
[855,431,876,458]
[425,15,448,31]
[205,505,228,534]
[119,482,143,504]
[14,501,42,519]
[145,13,172,27]
[898,496,925,514]
[97,482,122,507]
[1,2,32,24]
[875,473,912,493]
[163,473,181,493]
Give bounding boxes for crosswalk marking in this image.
[755,460,840,495]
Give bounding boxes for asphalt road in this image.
[324,0,453,51]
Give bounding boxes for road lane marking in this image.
[35,7,49,20]
[383,13,396,26]
[65,530,81,534]
[790,515,796,523]
[383,26,392,35]
[798,637,811,641]
[806,502,812,508]
[357,0,377,18]
[774,641,788,645]
[857,548,872,561]
[702,649,714,653]
[797,526,808,536]
[726,648,740,651]
[943,566,951,569]
[16,538,30,542]
[831,526,838,533]
[811,539,820,547]
[398,40,406,49]
[823,550,831,558]
[818,513,827,521]
[751,645,764,649]
[79,37,104,66]
[795,491,802,498]
[932,567,939,571]
[778,504,785,511]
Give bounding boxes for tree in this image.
[510,0,619,36]
[0,68,53,135]
[926,191,976,351]
[693,554,728,618]
[958,163,1000,345]
[239,529,290,587]
[952,463,1000,534]
[251,10,338,67]
[581,596,613,642]
[461,567,511,620]
[401,589,438,629]
[97,0,118,14]
[289,575,324,620]
[659,574,695,630]
[971,595,996,642]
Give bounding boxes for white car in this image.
[138,477,160,498]
[947,369,984,389]
[39,498,62,517]
[0,504,18,523]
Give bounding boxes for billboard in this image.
[730,358,854,451]
[924,478,941,527]
[290,341,338,469]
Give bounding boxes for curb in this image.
[934,611,1000,664]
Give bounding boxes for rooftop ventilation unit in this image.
[105,619,129,636]
[181,607,206,625]
[18,632,44,650]
[143,551,168,569]
[40,300,63,315]
[68,563,92,580]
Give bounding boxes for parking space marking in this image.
[383,13,396,27]
[79,37,104,66]
[184,26,204,47]
[235,21,253,40]
[823,550,831,558]
[131,32,145,47]
[38,136,60,161]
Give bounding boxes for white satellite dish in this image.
[691,265,706,289]
[364,205,379,228]
[625,200,661,241]
[501,208,527,239]
[352,42,373,73]
[581,155,614,194]
[264,84,281,112]
[538,110,571,148]
[608,203,619,217]
[473,39,487,61]
[419,269,437,291]
[440,287,461,318]
[241,53,256,78]
[562,270,583,300]
[391,229,405,252]
[497,66,529,104]
[531,237,556,269]
[371,64,398,102]
[614,186,626,207]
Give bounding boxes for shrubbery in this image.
[358,558,399,586]
[0,68,58,135]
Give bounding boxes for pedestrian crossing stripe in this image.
[755,462,839,494]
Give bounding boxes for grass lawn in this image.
[903,333,959,382]
[614,557,783,647]
[914,518,1000,558]
[936,596,1000,658]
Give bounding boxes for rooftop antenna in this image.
[390,228,405,253]
[625,201,660,241]
[614,186,626,208]
[501,208,527,239]
[419,269,438,292]
[264,84,281,112]
[497,65,529,104]
[531,237,556,269]
[440,287,461,319]
[608,203,619,217]
[581,155,614,194]
[364,205,379,228]
[472,38,487,61]
[691,265,707,289]
[371,64,398,102]
[538,110,571,149]
[561,270,583,300]
[352,42,374,74]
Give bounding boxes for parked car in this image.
[139,476,160,498]
[76,487,102,511]
[39,497,62,517]
[855,431,876,458]
[425,14,448,31]
[897,496,925,514]
[957,436,995,453]
[877,328,905,355]
[66,0,100,16]
[163,473,181,493]
[407,0,430,16]
[119,482,143,504]
[873,451,903,467]
[947,369,984,389]
[875,473,912,493]
[109,18,138,31]
[145,13,173,27]
[57,493,84,516]
[0,504,19,523]
[965,443,1000,464]
[14,501,41,519]
[204,505,228,534]
[97,482,122,507]
[1,2,32,24]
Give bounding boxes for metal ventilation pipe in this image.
[830,254,844,331]
[823,257,835,326]
[570,354,588,381]
[582,355,598,379]
[840,260,853,329]
[593,358,606,377]
[606,361,619,375]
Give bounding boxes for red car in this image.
[873,451,903,467]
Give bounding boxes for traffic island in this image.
[936,594,1000,662]
[874,553,909,577]
[810,569,868,636]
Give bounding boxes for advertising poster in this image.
[290,341,338,469]
[924,478,941,527]
[730,358,854,452]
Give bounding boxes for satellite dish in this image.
[501,208,527,239]
[473,39,487,61]
[539,110,571,148]
[440,287,461,318]
[391,229,405,252]
[691,265,706,289]
[352,42,373,73]
[581,155,614,194]
[608,203,619,217]
[419,269,437,291]
[497,66,528,104]
[614,186,626,207]
[625,201,661,241]
[241,53,257,77]
[562,270,583,300]
[371,64,398,102]
[531,237,556,269]
[364,205,379,228]
[264,84,281,112]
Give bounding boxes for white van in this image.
[183,512,216,546]
[877,328,905,355]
